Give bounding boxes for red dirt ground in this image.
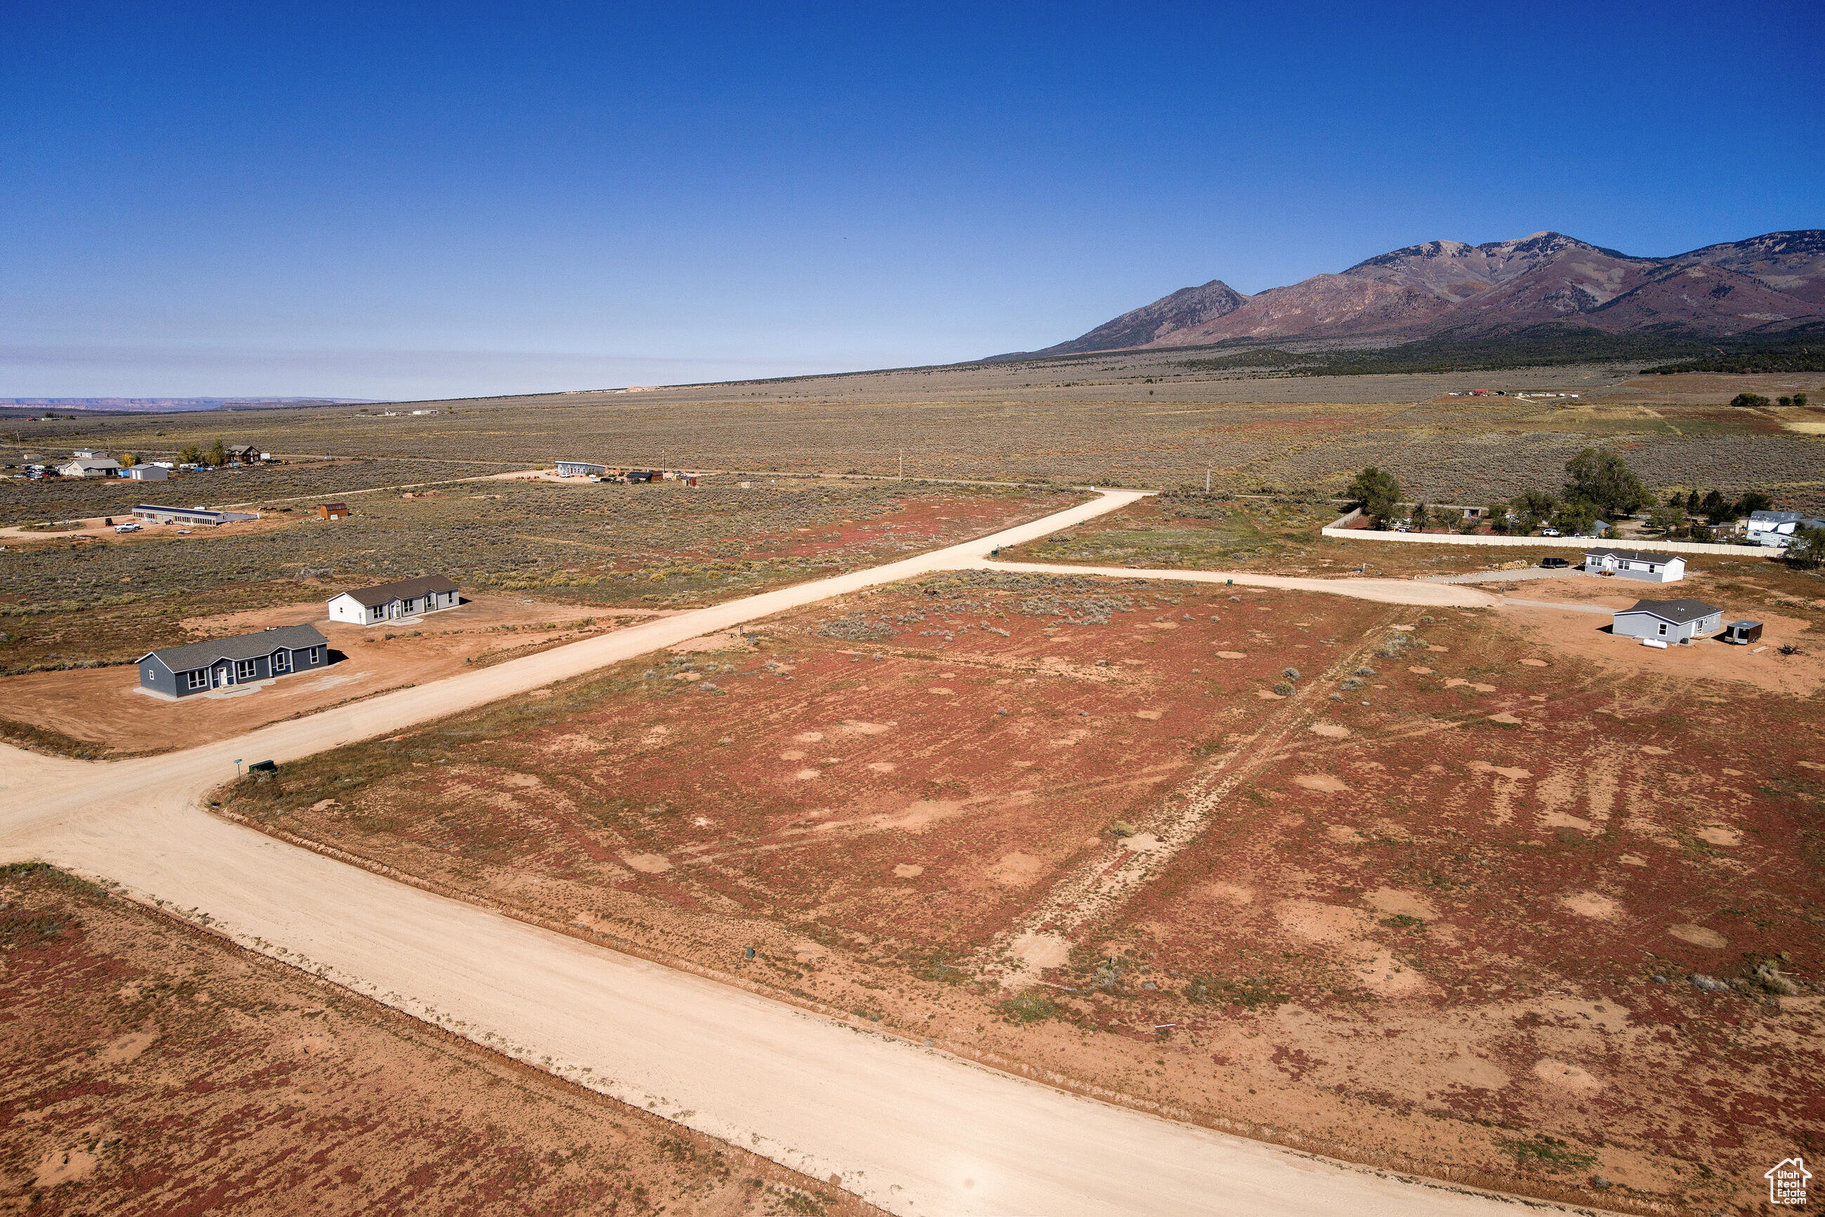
[0,863,878,1217]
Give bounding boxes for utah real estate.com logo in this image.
[1767,1156,1811,1206]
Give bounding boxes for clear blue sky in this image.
[3,1,1820,400]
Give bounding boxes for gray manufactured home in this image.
[1583,547,1684,583]
[1612,599,1722,645]
[327,574,461,626]
[139,624,330,697]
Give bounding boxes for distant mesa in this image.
[992,229,1825,359]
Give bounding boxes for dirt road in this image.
[977,557,1503,608]
[0,489,1558,1216]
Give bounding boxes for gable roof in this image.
[1617,598,1720,625]
[60,457,121,471]
[142,624,328,672]
[331,574,459,608]
[1585,546,1682,565]
[1748,510,1802,525]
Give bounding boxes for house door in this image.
[214,664,227,688]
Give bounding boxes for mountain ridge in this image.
[994,230,1825,360]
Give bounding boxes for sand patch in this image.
[1444,678,1498,693]
[1694,825,1741,846]
[1532,1058,1602,1092]
[1147,621,1179,630]
[1309,722,1351,738]
[1618,853,1647,867]
[1255,689,1284,700]
[1203,881,1254,904]
[1670,923,1727,948]
[1407,665,1434,675]
[892,863,924,879]
[34,1148,99,1189]
[987,852,1046,887]
[1469,760,1531,780]
[927,687,954,696]
[1216,651,1247,659]
[876,799,964,833]
[1561,891,1620,920]
[95,1028,157,1065]
[793,730,826,743]
[1008,931,1072,973]
[1640,745,1669,755]
[1486,712,1524,725]
[836,720,891,736]
[1366,888,1436,920]
[779,749,806,761]
[1541,811,1593,834]
[1519,658,1548,667]
[1118,832,1162,854]
[1134,709,1163,720]
[1325,824,1365,845]
[866,761,897,774]
[794,768,822,780]
[1294,774,1347,793]
[1438,1054,1510,1090]
[622,853,673,874]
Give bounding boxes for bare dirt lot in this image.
[0,595,645,757]
[0,862,875,1217]
[219,569,1825,1211]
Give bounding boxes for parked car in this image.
[1540,556,1571,569]
[113,522,141,533]
[1540,527,1561,537]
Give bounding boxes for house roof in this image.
[61,457,120,471]
[1749,510,1802,525]
[321,502,349,511]
[332,574,459,607]
[142,624,328,672]
[1617,598,1720,625]
[1584,547,1681,565]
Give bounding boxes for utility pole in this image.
[898,450,904,481]
[1205,467,1211,493]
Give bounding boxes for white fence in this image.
[1320,509,1764,556]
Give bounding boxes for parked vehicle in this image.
[1540,556,1570,569]
[113,523,141,533]
[1540,527,1561,537]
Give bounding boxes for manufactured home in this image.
[1746,510,1825,547]
[1612,599,1722,645]
[139,624,330,698]
[132,504,259,526]
[555,460,606,478]
[327,575,461,626]
[1583,547,1685,583]
[57,457,122,478]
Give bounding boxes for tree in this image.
[1552,499,1598,537]
[1729,392,1773,409]
[1434,506,1465,532]
[1734,491,1773,518]
[1563,448,1651,518]
[205,438,227,468]
[1797,392,1810,408]
[1508,489,1560,534]
[179,444,203,465]
[1786,524,1825,571]
[1345,466,1402,525]
[1646,504,1686,536]
[1410,502,1431,530]
[118,452,138,467]
[1699,489,1731,523]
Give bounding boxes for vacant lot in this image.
[220,569,1824,1212]
[0,478,1079,675]
[0,862,873,1217]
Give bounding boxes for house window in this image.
[236,658,259,679]
[185,669,208,690]
[1657,623,1668,636]
[308,646,322,664]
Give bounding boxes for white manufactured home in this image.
[1612,598,1722,645]
[555,459,607,477]
[1584,547,1685,583]
[327,574,461,625]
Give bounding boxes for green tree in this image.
[1699,489,1730,523]
[1786,524,1825,570]
[1551,499,1597,536]
[1345,466,1402,525]
[1729,392,1773,409]
[179,444,203,465]
[1508,489,1560,534]
[1796,392,1810,408]
[1733,491,1773,518]
[205,438,227,467]
[1410,502,1431,530]
[1563,448,1651,518]
[1646,504,1686,536]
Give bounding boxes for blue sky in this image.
[3,1,1821,399]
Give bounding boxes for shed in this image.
[124,464,168,481]
[318,502,350,520]
[1722,620,1763,645]
[139,624,330,698]
[1583,547,1685,583]
[328,574,461,626]
[555,460,606,478]
[1612,599,1722,645]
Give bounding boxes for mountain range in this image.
[997,230,1825,360]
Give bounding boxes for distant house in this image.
[1746,510,1825,547]
[57,457,122,478]
[1584,547,1684,583]
[327,574,461,626]
[139,624,330,698]
[225,444,267,464]
[132,504,260,526]
[123,464,168,481]
[555,460,606,478]
[1613,599,1722,645]
[317,502,350,521]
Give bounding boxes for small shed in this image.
[318,502,350,521]
[1613,598,1722,645]
[1584,547,1685,583]
[1722,620,1763,645]
[123,464,169,481]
